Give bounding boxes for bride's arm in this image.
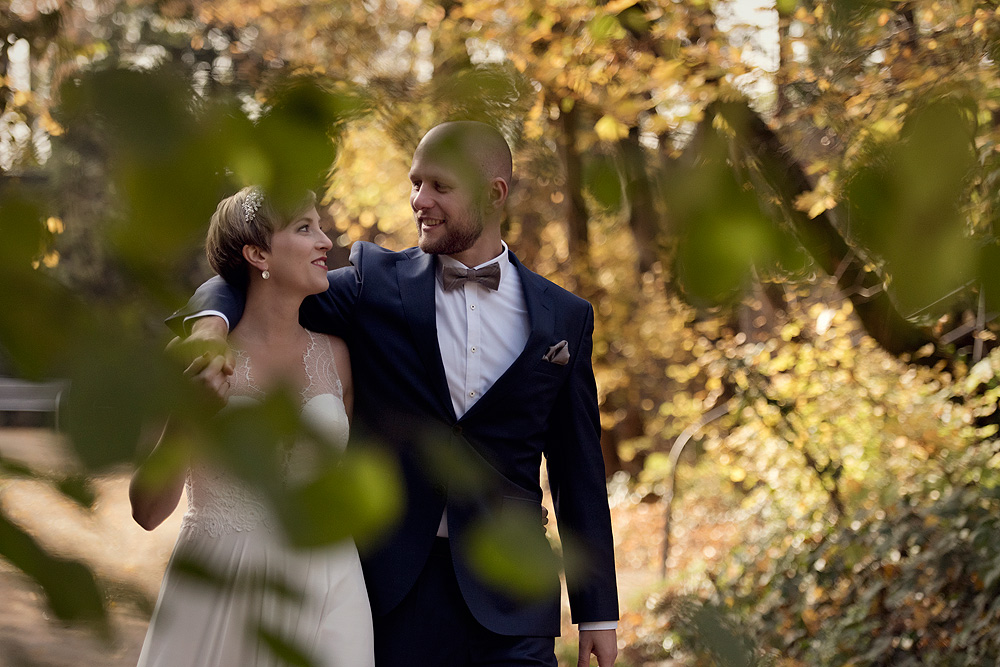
[130,349,231,530]
[129,419,187,531]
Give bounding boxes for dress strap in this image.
[301,330,344,402]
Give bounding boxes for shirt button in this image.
[469,391,475,397]
[471,346,477,353]
[470,304,476,310]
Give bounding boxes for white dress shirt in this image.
[435,242,530,419]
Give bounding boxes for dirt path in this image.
[0,428,729,666]
[0,428,183,667]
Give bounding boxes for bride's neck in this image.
[233,286,305,345]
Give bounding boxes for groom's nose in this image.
[412,184,433,210]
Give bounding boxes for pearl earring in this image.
[262,269,270,280]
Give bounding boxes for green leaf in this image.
[588,14,626,42]
[617,5,651,34]
[256,625,315,667]
[585,156,623,212]
[55,475,97,509]
[846,101,978,319]
[0,186,44,268]
[254,78,352,208]
[63,336,160,471]
[775,0,798,16]
[460,505,561,601]
[280,447,402,550]
[0,511,107,627]
[0,271,83,378]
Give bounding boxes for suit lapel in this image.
[459,252,555,423]
[397,252,457,422]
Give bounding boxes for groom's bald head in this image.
[414,121,513,189]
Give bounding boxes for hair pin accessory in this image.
[243,187,264,223]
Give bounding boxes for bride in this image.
[129,186,374,666]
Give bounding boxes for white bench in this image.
[0,378,68,428]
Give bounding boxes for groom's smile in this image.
[418,216,444,230]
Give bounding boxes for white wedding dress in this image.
[136,331,374,667]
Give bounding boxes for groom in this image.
[171,121,619,666]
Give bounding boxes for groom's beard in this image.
[417,209,485,257]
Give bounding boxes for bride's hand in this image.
[187,352,233,405]
[166,316,234,405]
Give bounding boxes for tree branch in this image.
[709,100,939,359]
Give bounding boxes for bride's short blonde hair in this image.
[205,186,316,287]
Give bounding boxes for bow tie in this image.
[442,263,501,291]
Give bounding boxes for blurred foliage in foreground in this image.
[4,0,1000,663]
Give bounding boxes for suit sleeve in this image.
[165,275,243,336]
[544,304,619,624]
[165,243,367,337]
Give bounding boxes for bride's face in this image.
[264,207,331,295]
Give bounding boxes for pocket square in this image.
[543,340,570,365]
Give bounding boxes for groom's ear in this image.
[487,177,508,209]
[242,244,268,271]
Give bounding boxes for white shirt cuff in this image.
[183,310,230,335]
[578,621,618,631]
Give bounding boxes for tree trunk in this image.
[619,125,659,273]
[511,207,543,268]
[557,101,590,261]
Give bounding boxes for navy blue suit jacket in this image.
[170,242,618,636]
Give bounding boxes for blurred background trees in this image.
[3,0,1000,663]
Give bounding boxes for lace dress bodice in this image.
[181,331,348,538]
